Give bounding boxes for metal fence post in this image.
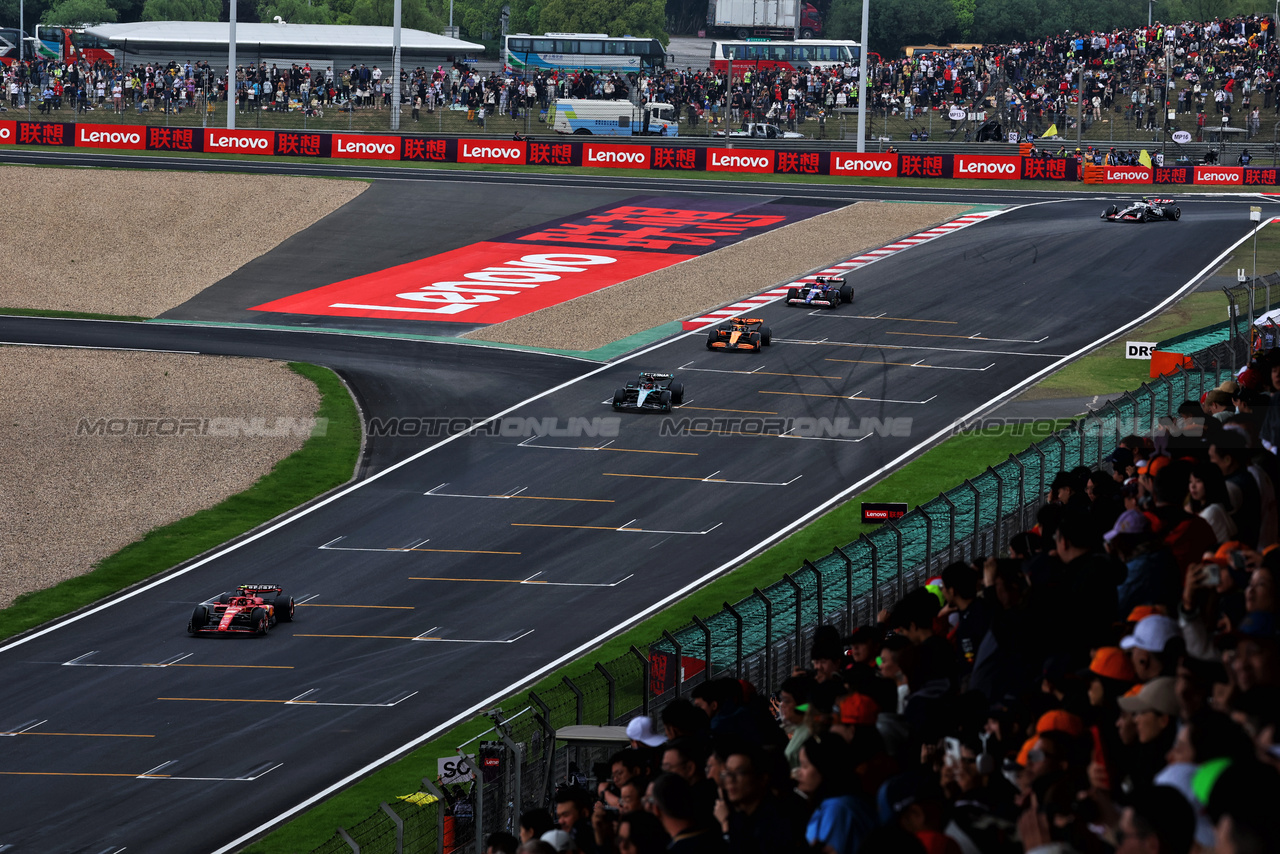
[490,710,524,821]
[422,777,447,854]
[380,803,404,854]
[782,573,804,674]
[861,535,879,618]
[938,493,958,564]
[465,744,483,854]
[833,546,853,632]
[753,588,774,685]
[533,713,558,806]
[962,479,982,561]
[1048,433,1067,479]
[661,631,685,700]
[1030,442,1047,503]
[722,602,745,678]
[337,827,361,853]
[629,646,650,715]
[595,662,616,724]
[562,675,584,725]
[884,520,904,604]
[989,466,1006,556]
[804,560,824,625]
[921,509,934,574]
[1008,454,1027,532]
[691,616,713,682]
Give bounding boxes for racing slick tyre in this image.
[706,329,718,349]
[1172,207,1181,221]
[760,327,773,346]
[251,607,269,636]
[659,390,673,411]
[613,388,627,410]
[839,284,854,304]
[748,332,763,351]
[787,287,800,303]
[188,605,209,635]
[1103,205,1117,219]
[274,594,295,623]
[668,382,685,405]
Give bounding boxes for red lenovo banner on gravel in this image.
[0,120,14,144]
[332,133,400,160]
[253,196,828,324]
[203,128,276,155]
[251,241,694,323]
[76,123,146,150]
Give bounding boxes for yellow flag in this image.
[1041,123,1059,138]
[1138,150,1153,168]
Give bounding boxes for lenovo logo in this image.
[957,159,1018,175]
[708,151,772,170]
[389,253,618,315]
[586,148,648,164]
[461,143,522,160]
[207,132,271,151]
[336,138,397,155]
[1200,172,1235,181]
[834,157,894,172]
[1107,170,1151,181]
[78,129,141,145]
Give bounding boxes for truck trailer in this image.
[706,0,823,39]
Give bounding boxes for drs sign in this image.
[1126,341,1158,360]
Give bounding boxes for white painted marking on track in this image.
[0,720,46,736]
[776,337,1068,359]
[413,630,534,645]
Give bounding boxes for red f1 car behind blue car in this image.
[188,584,295,636]
[1101,198,1181,222]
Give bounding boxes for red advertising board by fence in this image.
[4,120,1096,181]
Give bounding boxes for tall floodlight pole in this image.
[228,0,237,129]
[391,0,402,130]
[794,0,800,39]
[19,0,23,63]
[855,0,868,151]
[1076,63,1083,149]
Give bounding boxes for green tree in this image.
[347,0,441,30]
[827,0,953,56]
[139,0,219,18]
[257,0,334,23]
[41,0,116,23]
[537,0,665,40]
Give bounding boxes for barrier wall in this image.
[0,119,1080,180]
[1083,159,1280,185]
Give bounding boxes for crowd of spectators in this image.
[482,347,1280,854]
[6,13,1280,141]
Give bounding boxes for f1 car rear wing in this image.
[813,275,846,285]
[237,584,284,594]
[638,372,673,381]
[1143,197,1176,204]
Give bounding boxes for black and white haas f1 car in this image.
[1101,197,1181,223]
[613,372,685,412]
[786,275,854,309]
[188,584,296,636]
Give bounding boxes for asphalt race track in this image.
[0,168,1268,853]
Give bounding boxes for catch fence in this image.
[311,358,1232,854]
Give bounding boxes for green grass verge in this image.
[246,417,1069,854]
[0,307,151,322]
[0,362,360,641]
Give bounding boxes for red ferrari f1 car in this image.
[188,584,295,636]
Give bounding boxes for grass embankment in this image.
[246,415,1067,854]
[0,362,360,641]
